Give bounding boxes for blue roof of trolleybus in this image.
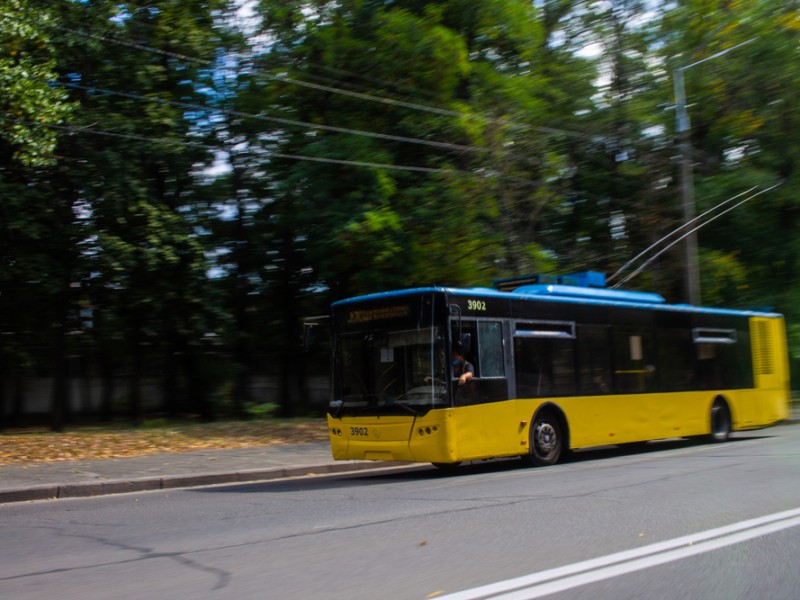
[331,285,783,319]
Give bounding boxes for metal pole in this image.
[673,67,701,305]
[671,40,755,305]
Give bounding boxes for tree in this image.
[238,0,600,413]
[0,1,74,165]
[1,0,229,428]
[657,1,800,308]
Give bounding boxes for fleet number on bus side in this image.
[467,299,487,311]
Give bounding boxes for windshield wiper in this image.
[330,399,345,418]
[393,402,421,416]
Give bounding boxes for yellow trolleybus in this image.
[326,272,790,467]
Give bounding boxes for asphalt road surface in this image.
[3,423,800,600]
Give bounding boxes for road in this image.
[3,423,800,600]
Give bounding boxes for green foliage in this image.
[0,1,75,165]
[243,402,280,420]
[698,248,748,307]
[4,0,800,425]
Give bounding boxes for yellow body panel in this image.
[749,316,792,424]
[328,389,788,464]
[328,315,790,464]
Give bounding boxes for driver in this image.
[451,343,474,387]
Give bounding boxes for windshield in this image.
[332,327,447,415]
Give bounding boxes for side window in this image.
[478,321,504,377]
[658,329,694,391]
[514,321,576,397]
[693,327,753,390]
[451,320,504,377]
[454,321,479,375]
[612,327,656,393]
[576,325,612,394]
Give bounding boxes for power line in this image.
[269,74,589,139]
[8,16,487,156]
[6,119,216,150]
[6,118,479,177]
[21,14,590,141]
[265,152,469,175]
[303,62,445,101]
[36,76,485,155]
[11,73,544,183]
[50,23,211,66]
[9,12,634,193]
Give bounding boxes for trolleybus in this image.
[326,273,790,467]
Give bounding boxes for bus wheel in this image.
[709,399,732,442]
[529,411,563,466]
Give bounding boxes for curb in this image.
[0,460,410,505]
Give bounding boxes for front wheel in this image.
[528,411,564,466]
[709,400,732,442]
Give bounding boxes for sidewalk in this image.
[4,404,797,505]
[0,442,408,504]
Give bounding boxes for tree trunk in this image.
[100,351,115,422]
[162,342,180,418]
[0,350,5,432]
[184,346,213,422]
[129,328,143,426]
[51,340,70,432]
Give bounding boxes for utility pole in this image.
[673,66,700,305]
[672,39,755,305]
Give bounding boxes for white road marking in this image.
[439,507,800,600]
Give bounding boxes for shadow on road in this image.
[188,434,773,496]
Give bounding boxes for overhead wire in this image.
[6,118,476,176]
[7,17,487,156]
[29,75,487,155]
[9,15,561,185]
[20,13,591,142]
[14,5,788,275]
[304,62,445,101]
[22,5,776,285]
[9,11,647,195]
[269,74,590,139]
[5,118,217,150]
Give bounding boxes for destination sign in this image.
[347,305,410,324]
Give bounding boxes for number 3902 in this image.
[350,427,368,437]
[467,299,487,311]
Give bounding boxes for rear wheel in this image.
[709,399,732,442]
[529,411,564,466]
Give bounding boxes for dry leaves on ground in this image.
[0,420,330,466]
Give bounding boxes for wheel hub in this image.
[536,422,557,453]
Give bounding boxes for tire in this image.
[529,411,564,466]
[709,400,732,442]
